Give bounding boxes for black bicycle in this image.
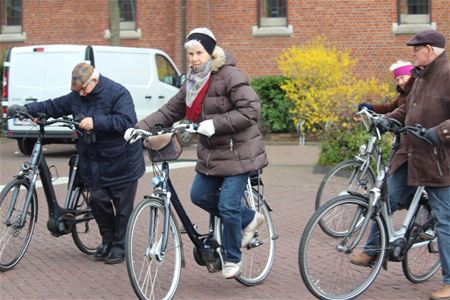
[124,124,277,300]
[0,108,101,272]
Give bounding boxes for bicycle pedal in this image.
[418,230,435,241]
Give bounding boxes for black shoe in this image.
[104,250,125,265]
[94,243,111,260]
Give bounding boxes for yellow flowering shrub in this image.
[277,37,395,133]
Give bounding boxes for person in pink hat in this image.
[358,60,414,114]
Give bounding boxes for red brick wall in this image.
[1,0,449,82]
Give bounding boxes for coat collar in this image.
[414,51,448,79]
[210,46,235,72]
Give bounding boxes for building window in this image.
[119,0,136,30]
[258,0,287,27]
[398,0,431,24]
[253,0,293,37]
[1,0,23,34]
[393,0,435,34]
[104,0,141,40]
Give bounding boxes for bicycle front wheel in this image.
[402,204,440,283]
[315,159,375,210]
[236,189,276,286]
[126,197,182,300]
[299,195,386,300]
[0,179,37,271]
[71,186,102,255]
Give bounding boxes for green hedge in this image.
[318,122,393,166]
[251,75,295,134]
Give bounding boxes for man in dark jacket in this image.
[23,63,145,264]
[352,30,450,300]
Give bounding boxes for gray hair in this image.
[184,39,203,50]
[431,46,445,56]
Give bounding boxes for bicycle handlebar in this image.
[357,107,434,144]
[124,123,199,144]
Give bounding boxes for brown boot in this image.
[430,284,450,300]
[350,251,376,267]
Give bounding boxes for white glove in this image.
[197,119,215,137]
[124,128,140,144]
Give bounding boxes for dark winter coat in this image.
[136,46,268,176]
[388,52,450,186]
[26,75,145,188]
[371,78,414,114]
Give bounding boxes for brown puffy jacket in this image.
[136,46,268,176]
[388,52,450,186]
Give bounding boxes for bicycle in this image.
[298,109,440,300]
[124,124,277,300]
[0,109,101,272]
[315,113,381,210]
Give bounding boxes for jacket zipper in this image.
[206,151,211,175]
[433,147,443,176]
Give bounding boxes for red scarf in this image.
[186,76,212,122]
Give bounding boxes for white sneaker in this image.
[222,261,241,279]
[241,212,265,248]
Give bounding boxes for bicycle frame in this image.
[339,110,432,255]
[149,161,264,258]
[10,119,85,233]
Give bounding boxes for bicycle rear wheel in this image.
[0,179,37,271]
[236,189,276,286]
[299,195,386,300]
[402,204,440,283]
[315,159,375,210]
[126,197,182,300]
[71,186,101,255]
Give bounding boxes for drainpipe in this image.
[181,0,187,72]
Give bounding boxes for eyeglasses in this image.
[74,78,95,95]
[412,45,428,53]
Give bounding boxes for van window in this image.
[95,52,152,86]
[12,52,74,88]
[155,54,178,87]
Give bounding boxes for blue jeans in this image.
[364,164,450,284]
[190,172,255,263]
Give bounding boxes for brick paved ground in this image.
[0,139,444,299]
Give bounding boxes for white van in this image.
[1,44,188,154]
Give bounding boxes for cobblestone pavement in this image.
[0,138,443,299]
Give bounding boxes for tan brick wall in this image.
[1,0,449,82]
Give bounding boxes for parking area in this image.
[0,138,443,299]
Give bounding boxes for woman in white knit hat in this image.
[136,27,268,279]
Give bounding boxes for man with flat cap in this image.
[352,29,450,300]
[11,63,145,264]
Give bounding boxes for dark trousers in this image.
[90,180,138,253]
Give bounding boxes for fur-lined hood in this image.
[210,46,236,72]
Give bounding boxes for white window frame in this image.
[0,0,26,42]
[393,0,435,34]
[253,0,293,37]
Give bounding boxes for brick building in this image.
[1,0,449,81]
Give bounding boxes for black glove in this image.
[422,127,440,145]
[358,103,374,112]
[373,117,392,134]
[8,105,29,117]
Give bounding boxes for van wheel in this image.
[17,138,36,155]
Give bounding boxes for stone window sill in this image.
[252,25,293,37]
[392,22,436,34]
[0,32,27,42]
[104,28,142,40]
